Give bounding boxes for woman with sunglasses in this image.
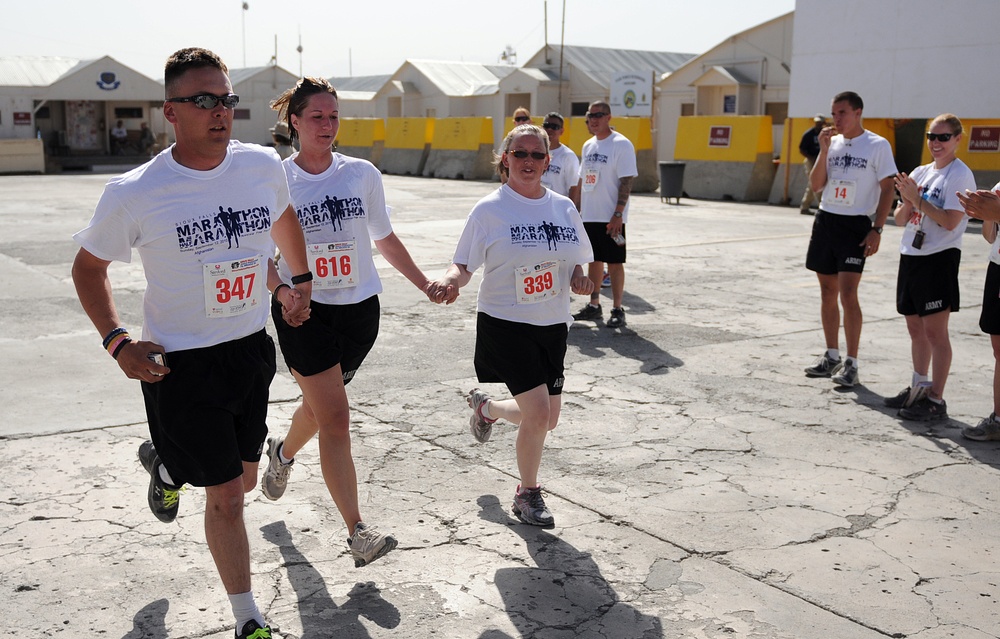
[434,124,594,527]
[262,77,441,567]
[886,114,977,420]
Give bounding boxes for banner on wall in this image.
[610,71,654,117]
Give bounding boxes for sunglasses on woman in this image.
[926,132,955,142]
[166,93,241,109]
[514,116,531,123]
[509,150,547,160]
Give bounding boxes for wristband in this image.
[273,283,291,297]
[111,337,132,360]
[290,271,313,285]
[102,327,128,349]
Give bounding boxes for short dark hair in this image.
[544,112,565,126]
[164,48,228,97]
[833,91,863,111]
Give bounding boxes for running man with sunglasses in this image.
[434,124,594,528]
[572,101,637,329]
[72,47,310,639]
[540,112,581,210]
[804,91,897,388]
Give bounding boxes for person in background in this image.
[540,111,580,209]
[72,47,310,639]
[799,114,826,214]
[261,77,444,568]
[885,114,976,421]
[138,122,156,155]
[957,184,1000,441]
[803,91,897,387]
[572,100,637,328]
[110,119,128,155]
[434,124,594,528]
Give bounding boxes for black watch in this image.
[612,211,622,218]
[873,226,883,235]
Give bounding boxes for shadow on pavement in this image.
[121,598,168,639]
[845,385,1000,469]
[261,521,401,639]
[475,495,663,639]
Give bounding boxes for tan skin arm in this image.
[606,176,634,236]
[894,172,965,231]
[270,204,313,325]
[374,231,446,303]
[71,248,169,382]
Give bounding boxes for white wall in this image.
[790,0,1000,118]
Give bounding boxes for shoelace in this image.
[162,485,186,509]
[245,628,271,639]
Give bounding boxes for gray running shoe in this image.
[899,396,948,421]
[261,437,293,501]
[606,307,626,328]
[831,360,859,387]
[467,388,497,443]
[572,303,602,321]
[137,440,182,523]
[962,413,1000,441]
[804,353,843,378]
[511,485,554,528]
[348,522,398,568]
[884,384,928,409]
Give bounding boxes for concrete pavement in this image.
[0,172,997,638]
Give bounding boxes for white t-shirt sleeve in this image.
[74,184,138,263]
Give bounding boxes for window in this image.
[571,102,588,117]
[680,103,694,116]
[233,109,251,120]
[36,106,51,119]
[114,107,143,119]
[764,102,788,123]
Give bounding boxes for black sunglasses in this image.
[509,150,547,160]
[514,116,531,123]
[166,93,240,109]
[585,112,608,120]
[926,132,956,142]
[542,122,562,130]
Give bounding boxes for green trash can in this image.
[659,161,685,204]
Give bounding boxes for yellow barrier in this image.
[565,117,652,157]
[385,118,432,150]
[337,118,385,148]
[675,116,772,162]
[431,118,493,151]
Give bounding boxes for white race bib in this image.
[203,255,264,318]
[515,260,562,304]
[309,240,359,290]
[828,179,857,207]
[583,168,599,193]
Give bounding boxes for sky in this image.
[0,0,795,80]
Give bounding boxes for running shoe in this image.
[348,522,398,568]
[137,440,182,523]
[235,619,275,639]
[601,272,611,288]
[804,353,843,378]
[606,307,626,328]
[467,388,497,443]
[572,303,603,321]
[261,436,293,501]
[831,360,859,387]
[962,413,1000,441]
[884,384,928,410]
[511,485,554,528]
[899,396,948,421]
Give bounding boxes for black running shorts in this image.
[474,312,567,397]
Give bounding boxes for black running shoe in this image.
[137,440,182,523]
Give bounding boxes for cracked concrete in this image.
[0,173,998,638]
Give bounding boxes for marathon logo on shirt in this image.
[296,195,366,233]
[584,152,609,165]
[829,153,869,171]
[176,205,272,253]
[543,164,561,176]
[509,221,580,251]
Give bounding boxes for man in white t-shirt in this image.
[110,119,128,154]
[804,91,897,388]
[572,101,638,329]
[72,47,310,639]
[540,111,580,208]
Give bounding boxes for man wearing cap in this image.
[799,114,826,214]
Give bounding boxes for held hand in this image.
[117,340,170,383]
[859,229,882,258]
[571,274,595,296]
[957,188,1000,222]
[422,280,451,304]
[279,285,312,327]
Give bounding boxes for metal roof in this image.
[402,60,510,97]
[0,56,86,86]
[542,45,695,86]
[329,75,392,93]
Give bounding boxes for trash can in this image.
[659,161,685,204]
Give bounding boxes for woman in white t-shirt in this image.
[261,77,442,567]
[957,182,1000,441]
[435,124,594,527]
[887,114,977,421]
